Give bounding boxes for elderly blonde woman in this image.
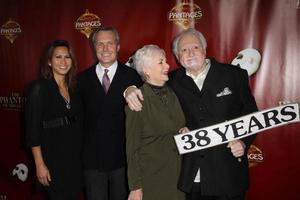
[125,44,188,200]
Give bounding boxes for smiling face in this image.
[49,46,72,79]
[94,30,120,68]
[144,51,169,86]
[177,34,206,75]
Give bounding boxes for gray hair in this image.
[172,28,207,58]
[133,44,165,79]
[91,25,120,47]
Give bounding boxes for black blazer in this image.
[77,62,142,171]
[168,58,258,196]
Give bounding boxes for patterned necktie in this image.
[102,69,110,93]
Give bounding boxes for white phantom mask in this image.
[12,163,28,182]
[231,48,261,76]
[125,56,134,68]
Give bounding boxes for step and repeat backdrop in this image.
[1,0,299,199]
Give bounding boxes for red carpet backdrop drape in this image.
[1,0,299,199]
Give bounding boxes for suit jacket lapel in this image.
[110,63,122,84]
[108,62,127,92]
[176,68,202,96]
[201,60,220,94]
[89,62,125,94]
[88,65,106,94]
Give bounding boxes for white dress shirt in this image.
[95,61,118,85]
[186,59,211,91]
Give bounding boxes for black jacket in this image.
[77,62,142,171]
[168,58,258,195]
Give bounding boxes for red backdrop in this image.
[1,0,300,199]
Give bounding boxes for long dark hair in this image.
[40,40,77,89]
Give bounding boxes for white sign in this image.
[174,103,300,154]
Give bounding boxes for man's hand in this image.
[178,127,190,134]
[125,86,144,111]
[128,188,143,200]
[227,139,246,158]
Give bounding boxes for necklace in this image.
[148,83,169,105]
[56,80,71,110]
[59,88,71,110]
[62,96,71,109]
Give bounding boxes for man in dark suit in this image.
[125,28,258,200]
[77,26,141,200]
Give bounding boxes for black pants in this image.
[42,182,81,200]
[186,183,245,200]
[47,190,80,200]
[84,167,128,200]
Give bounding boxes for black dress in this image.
[25,78,83,195]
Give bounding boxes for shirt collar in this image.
[186,59,211,80]
[97,61,118,73]
[95,61,118,82]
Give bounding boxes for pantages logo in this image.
[1,18,22,44]
[168,1,203,29]
[247,145,264,167]
[0,92,25,111]
[75,9,101,38]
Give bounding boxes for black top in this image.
[25,78,83,193]
[77,62,142,171]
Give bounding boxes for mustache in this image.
[186,59,199,66]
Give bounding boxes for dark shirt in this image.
[26,78,83,193]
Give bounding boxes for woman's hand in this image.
[36,163,51,186]
[128,188,143,200]
[32,146,51,186]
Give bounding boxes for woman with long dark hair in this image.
[26,40,83,200]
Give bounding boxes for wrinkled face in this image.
[12,163,28,182]
[49,46,72,78]
[144,51,169,86]
[177,34,206,73]
[231,48,261,76]
[94,31,120,68]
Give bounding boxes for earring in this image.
[144,73,150,81]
